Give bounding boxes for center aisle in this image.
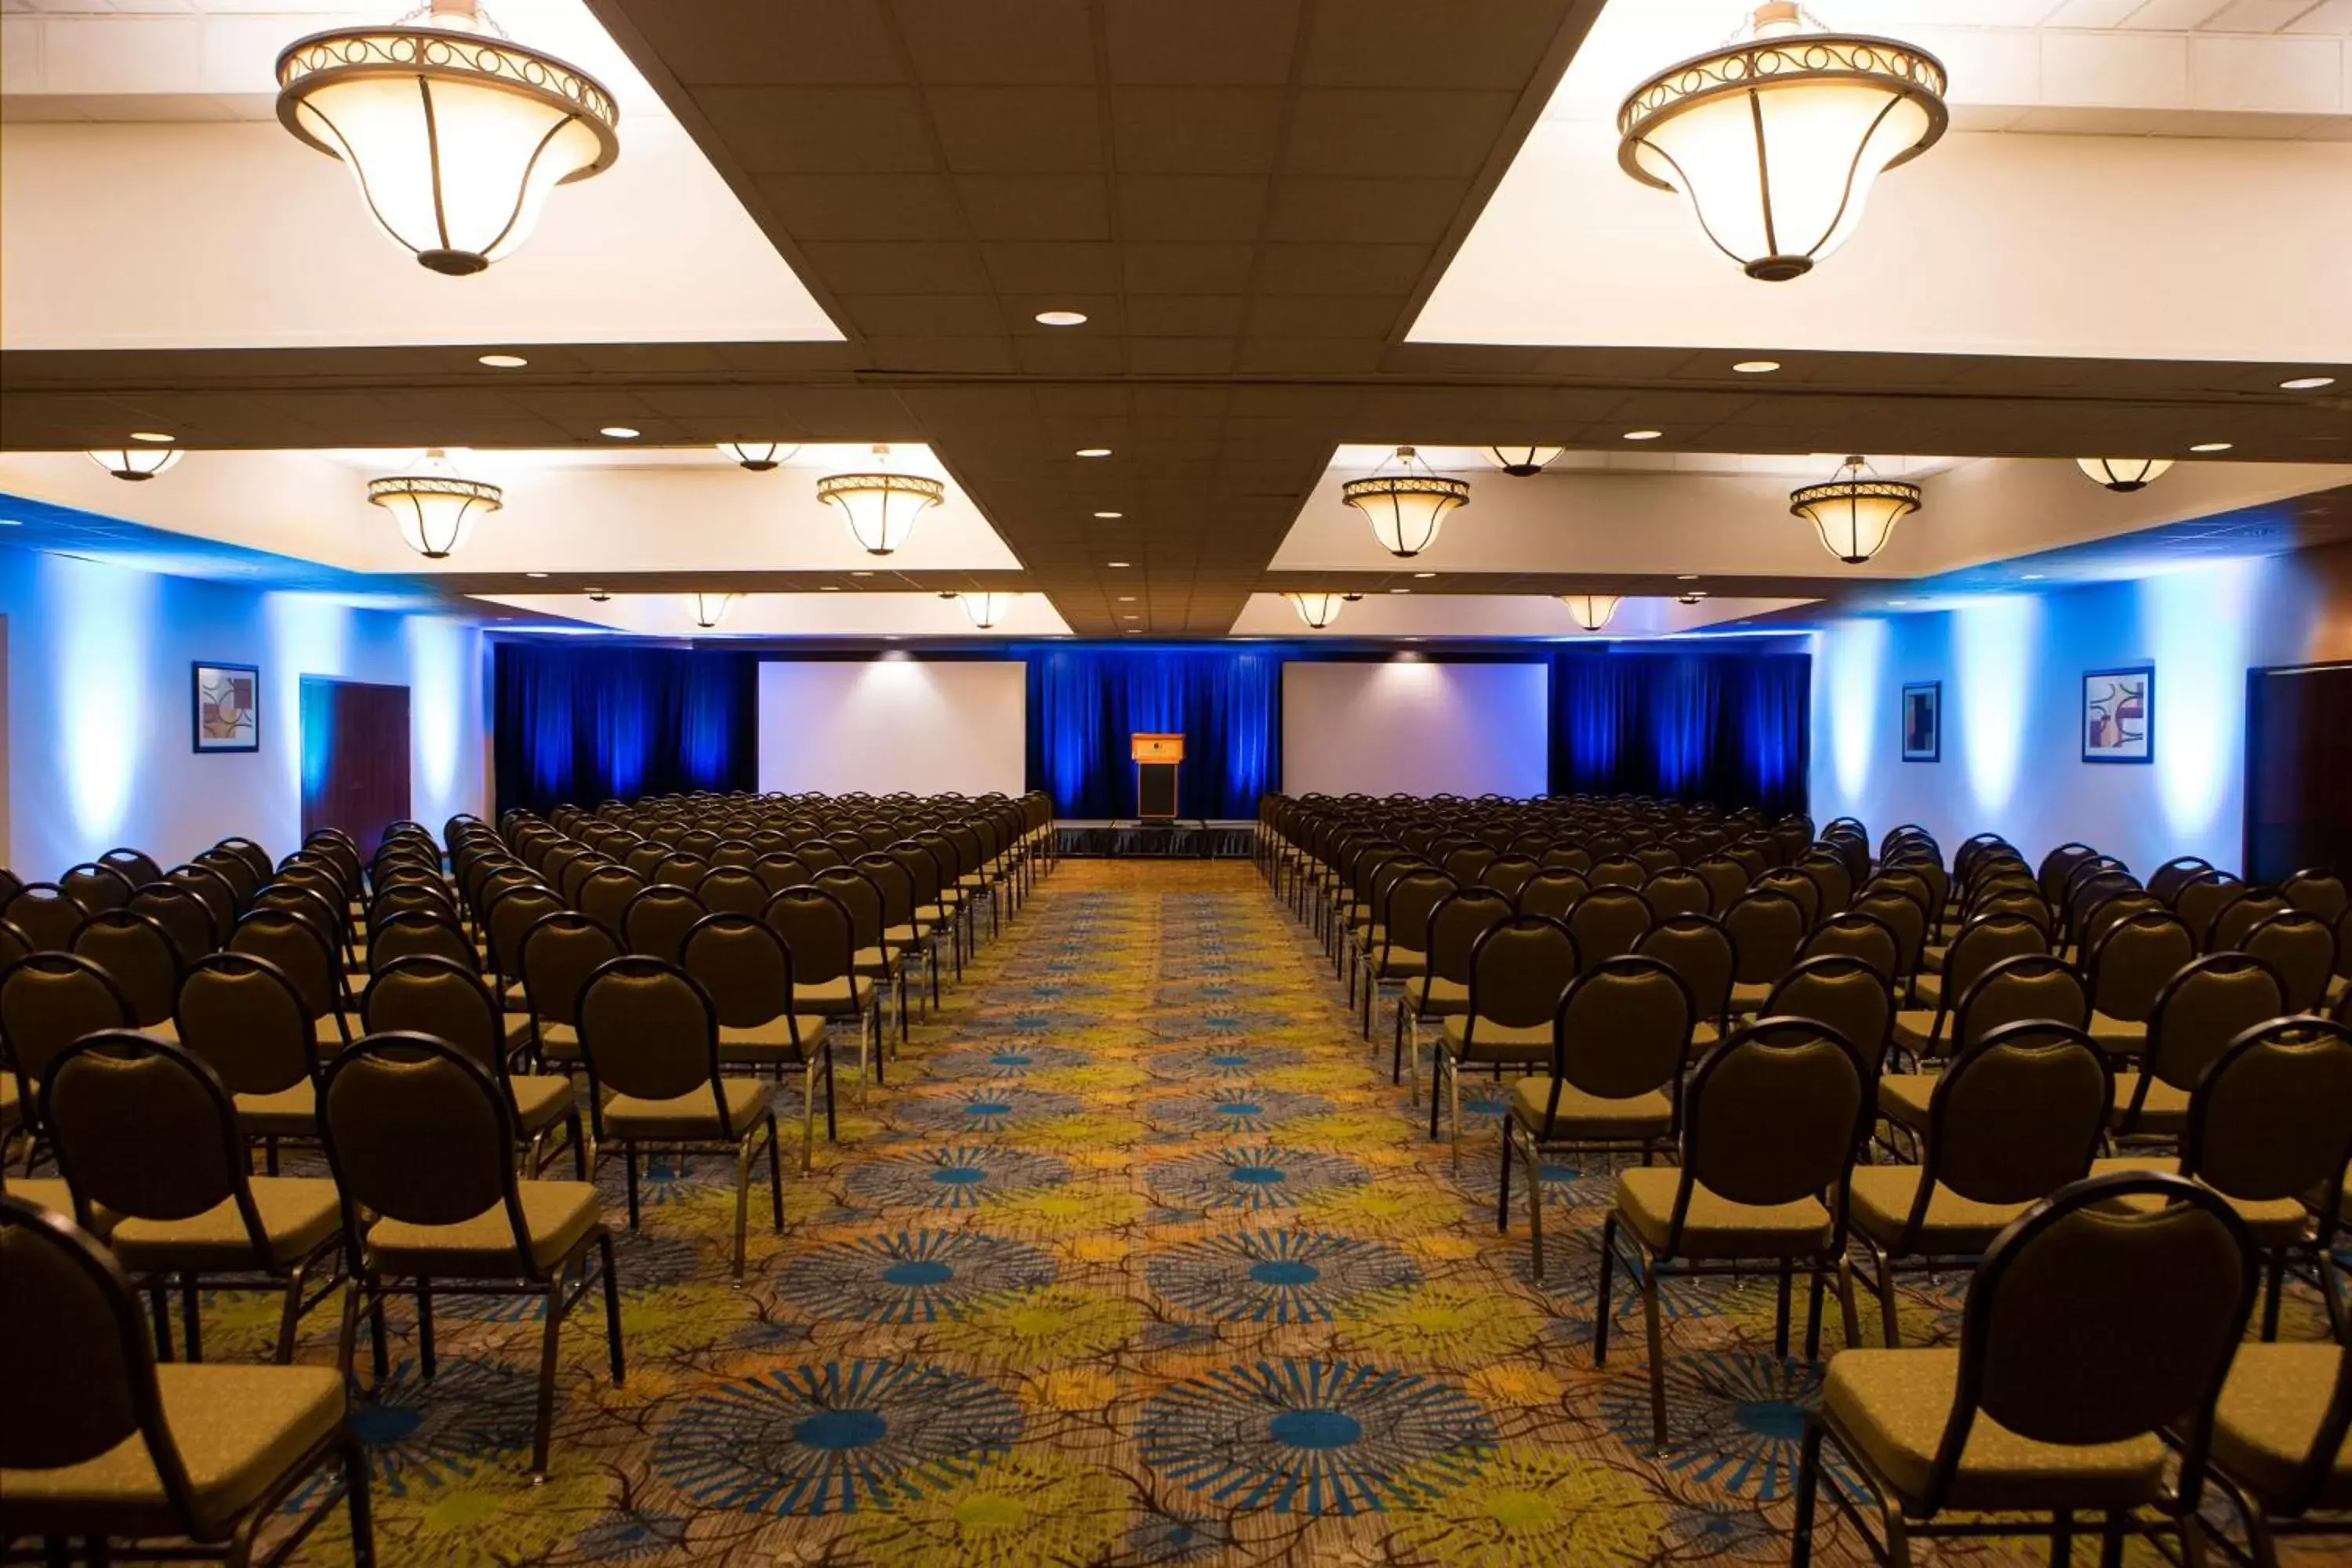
[296,859,1934,1566]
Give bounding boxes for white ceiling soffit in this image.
[477,591,1074,639]
[1270,454,2352,579]
[0,446,1022,574]
[0,1,841,349]
[1229,593,1815,639]
[1413,0,2352,361]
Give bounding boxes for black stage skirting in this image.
[1052,820,1255,859]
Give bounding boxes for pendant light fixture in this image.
[365,448,502,559]
[1618,3,1947,281]
[1788,454,1922,564]
[1559,593,1624,631]
[1483,445,1564,477]
[956,591,1017,630]
[815,445,946,557]
[718,441,799,472]
[585,587,611,602]
[274,0,621,276]
[1342,446,1471,559]
[1287,592,1348,630]
[2075,458,2172,493]
[688,592,735,630]
[88,447,183,482]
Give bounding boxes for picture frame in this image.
[191,661,260,753]
[2082,665,2153,764]
[1900,681,1940,762]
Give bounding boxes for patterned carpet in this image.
[205,861,2332,1566]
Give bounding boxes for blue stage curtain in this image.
[493,642,757,817]
[1548,648,1809,816]
[1019,644,1279,819]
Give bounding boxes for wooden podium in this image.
[1131,732,1185,821]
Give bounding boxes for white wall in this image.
[1,548,488,878]
[1809,552,2341,877]
[757,660,1026,798]
[1283,661,1548,799]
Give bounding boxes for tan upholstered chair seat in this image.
[109,1178,340,1273]
[1412,977,1470,1017]
[1509,1077,1671,1141]
[6,1178,107,1236]
[1877,1073,1939,1128]
[1729,980,1773,1012]
[914,903,956,924]
[1922,941,1951,970]
[853,945,892,976]
[1889,1011,1942,1055]
[533,1020,581,1062]
[602,1078,772,1142]
[2086,1161,2314,1247]
[1686,1019,1723,1060]
[310,1016,366,1054]
[365,1181,600,1278]
[1617,1167,1833,1259]
[508,1075,575,1135]
[1910,973,1946,1011]
[2087,1011,2147,1052]
[1374,946,1426,979]
[0,1076,16,1131]
[0,1363,343,1538]
[503,1012,535,1051]
[2209,1344,2352,1509]
[2327,973,2347,1004]
[797,976,873,1014]
[1439,1014,1551,1064]
[233,1083,318,1139]
[1824,1349,2166,1512]
[717,1018,829,1065]
[2108,1073,2189,1133]
[1848,1167,2032,1254]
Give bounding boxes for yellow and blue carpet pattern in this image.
[208,862,2332,1566]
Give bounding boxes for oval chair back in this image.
[621,885,709,965]
[1641,869,1712,921]
[1637,915,1735,1031]
[1670,1018,1871,1249]
[2280,868,2348,924]
[681,914,802,1032]
[1765,955,1895,1067]
[319,1033,522,1240]
[1568,887,1654,966]
[69,910,183,1027]
[2238,910,2336,1014]
[175,953,316,1101]
[1912,1021,2111,1225]
[42,1033,255,1240]
[575,959,739,1135]
[1802,911,1901,985]
[1461,916,1580,1039]
[1540,956,1694,1123]
[2084,911,2197,1025]
[2142,953,2288,1098]
[1514,870,1587,923]
[1722,888,1808,986]
[2183,1018,2352,1220]
[361,956,510,1083]
[517,913,622,1032]
[0,953,134,1099]
[3,884,89,953]
[365,909,477,975]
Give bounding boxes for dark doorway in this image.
[300,677,412,855]
[2244,662,2352,884]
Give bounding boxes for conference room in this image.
[2,2,2348,1565]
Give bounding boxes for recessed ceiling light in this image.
[601,426,641,439]
[1623,430,1663,441]
[2021,572,2045,581]
[1107,561,1131,568]
[851,570,873,576]
[1389,587,1410,594]
[2190,441,2232,453]
[1413,572,1436,579]
[1123,615,1140,620]
[1675,574,1700,581]
[1124,628,1142,634]
[477,353,528,368]
[2279,376,2335,391]
[1118,596,1136,602]
[130,431,174,443]
[1094,510,1123,518]
[1732,360,1780,374]
[1035,310,1087,327]
[1075,447,1112,459]
[526,571,548,578]
[819,584,840,591]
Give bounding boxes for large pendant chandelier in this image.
[2076,458,2172,493]
[815,446,946,557]
[719,441,798,472]
[275,0,620,276]
[1789,455,1921,564]
[688,593,736,630]
[1483,445,1563,477]
[1287,593,1349,630]
[366,448,502,558]
[88,448,183,482]
[953,591,1018,630]
[1559,593,1624,632]
[1618,3,1946,281]
[1342,446,1471,559]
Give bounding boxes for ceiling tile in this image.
[1121,242,1257,293]
[1255,242,1432,294]
[616,0,905,87]
[1283,89,1522,178]
[889,0,1096,84]
[1244,293,1408,339]
[751,173,965,239]
[954,174,1111,239]
[1264,176,1471,243]
[1126,338,1240,373]
[1299,0,1576,89]
[926,85,1105,172]
[794,241,991,293]
[1102,0,1302,85]
[977,241,1120,292]
[690,86,935,172]
[1110,86,1287,173]
[1113,175,1270,238]
[829,293,1007,336]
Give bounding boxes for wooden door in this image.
[300,677,411,854]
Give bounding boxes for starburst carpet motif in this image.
[208,862,2332,1566]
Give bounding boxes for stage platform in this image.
[1051,819,1256,858]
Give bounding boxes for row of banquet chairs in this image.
[1258,795,2348,1568]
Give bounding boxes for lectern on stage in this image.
[1131,732,1185,821]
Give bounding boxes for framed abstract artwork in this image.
[1901,681,1940,762]
[2082,665,2153,764]
[191,662,260,753]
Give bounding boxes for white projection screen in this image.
[1282,661,1549,798]
[757,660,1027,797]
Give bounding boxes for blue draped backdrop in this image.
[492,643,757,817]
[1018,643,1279,819]
[1548,648,1810,817]
[490,641,1807,822]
